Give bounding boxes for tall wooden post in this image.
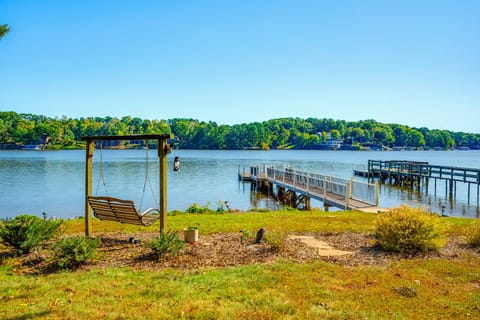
[158,138,168,232]
[85,139,94,236]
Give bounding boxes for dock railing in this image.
[265,165,377,208]
[367,160,480,184]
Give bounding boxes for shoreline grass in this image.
[2,209,479,319]
[62,209,381,235]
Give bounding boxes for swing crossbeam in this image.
[82,134,172,236]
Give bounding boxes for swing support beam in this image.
[81,134,173,237]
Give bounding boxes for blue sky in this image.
[0,0,479,133]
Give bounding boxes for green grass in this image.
[63,209,379,235]
[1,259,479,319]
[2,209,480,319]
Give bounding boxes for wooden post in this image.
[158,138,168,233]
[323,178,327,203]
[454,181,457,200]
[85,139,94,237]
[468,183,471,204]
[375,181,379,207]
[445,180,448,198]
[477,184,479,207]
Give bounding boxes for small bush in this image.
[215,201,227,213]
[186,203,211,214]
[0,215,63,254]
[465,222,480,247]
[148,230,185,258]
[239,230,254,244]
[265,231,286,252]
[374,206,446,254]
[52,236,100,270]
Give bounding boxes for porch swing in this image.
[82,134,173,236]
[88,141,160,226]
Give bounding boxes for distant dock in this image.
[355,160,480,205]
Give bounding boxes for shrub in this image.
[215,201,227,213]
[148,230,185,258]
[240,230,254,244]
[374,206,446,254]
[186,203,211,214]
[465,222,480,247]
[0,215,63,254]
[52,236,100,270]
[265,231,286,252]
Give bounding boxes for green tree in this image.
[372,126,394,146]
[0,24,9,40]
[425,130,455,149]
[392,125,408,146]
[225,125,246,149]
[330,129,340,139]
[349,127,365,143]
[406,129,425,148]
[294,132,320,148]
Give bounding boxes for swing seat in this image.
[88,196,160,226]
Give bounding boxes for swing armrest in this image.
[139,208,160,216]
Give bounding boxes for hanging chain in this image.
[139,140,159,210]
[95,141,109,196]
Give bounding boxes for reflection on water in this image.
[1,149,479,219]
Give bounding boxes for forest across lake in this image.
[1,111,479,151]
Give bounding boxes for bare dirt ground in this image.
[11,231,478,274]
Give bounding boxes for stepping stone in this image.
[287,235,353,257]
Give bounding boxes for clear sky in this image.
[0,0,479,133]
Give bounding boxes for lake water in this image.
[1,149,479,219]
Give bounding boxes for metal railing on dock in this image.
[240,165,378,211]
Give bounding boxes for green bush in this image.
[265,231,286,252]
[148,230,185,258]
[0,215,63,254]
[240,230,254,244]
[374,206,446,254]
[215,201,227,213]
[465,222,480,247]
[52,236,100,270]
[186,203,211,214]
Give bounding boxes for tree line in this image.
[1,111,479,150]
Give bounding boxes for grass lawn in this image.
[1,209,479,319]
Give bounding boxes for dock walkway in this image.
[240,165,379,211]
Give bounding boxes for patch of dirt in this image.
[287,235,353,256]
[8,232,480,273]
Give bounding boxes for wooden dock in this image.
[239,165,378,211]
[357,160,480,204]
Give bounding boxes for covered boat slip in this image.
[81,134,173,236]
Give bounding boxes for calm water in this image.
[1,149,479,219]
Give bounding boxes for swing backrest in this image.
[88,196,159,226]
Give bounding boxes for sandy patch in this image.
[287,235,353,256]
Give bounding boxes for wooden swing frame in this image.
[81,134,173,236]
